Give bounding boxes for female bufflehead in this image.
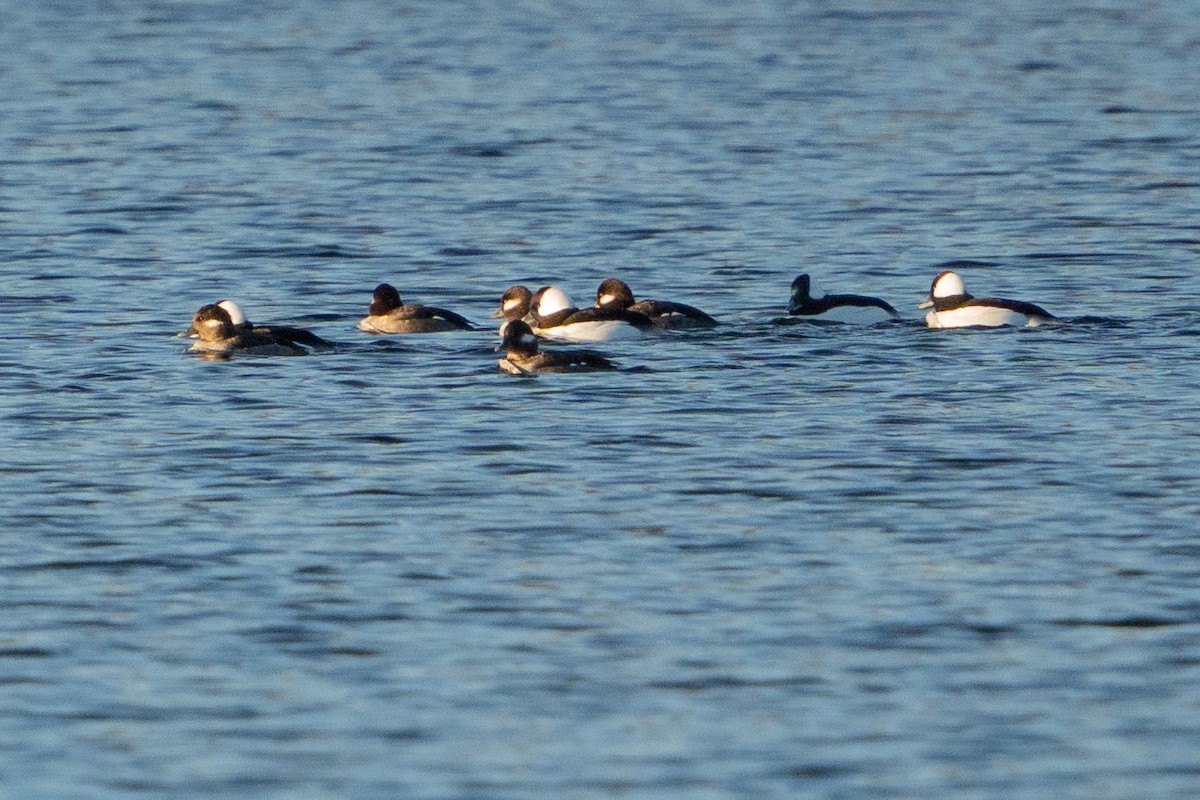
[183,300,334,349]
[595,278,718,329]
[187,303,313,357]
[497,320,616,376]
[920,271,1056,328]
[492,285,536,330]
[529,285,653,341]
[357,283,475,333]
[787,274,900,323]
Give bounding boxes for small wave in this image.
[225,245,374,259]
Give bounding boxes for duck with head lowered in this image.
[786,274,900,323]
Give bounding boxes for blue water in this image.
[4,1,1200,798]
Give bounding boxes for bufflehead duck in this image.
[357,283,475,333]
[497,320,616,376]
[529,285,653,341]
[492,285,536,330]
[920,271,1056,328]
[187,303,313,357]
[787,274,900,323]
[595,278,718,329]
[183,300,334,350]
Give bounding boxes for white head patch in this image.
[933,272,966,298]
[537,286,573,315]
[217,299,247,326]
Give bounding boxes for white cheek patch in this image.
[198,319,224,339]
[503,298,522,312]
[521,332,539,349]
[597,293,616,306]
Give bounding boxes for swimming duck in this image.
[529,285,654,341]
[187,303,314,356]
[492,285,536,330]
[920,271,1056,328]
[357,283,475,333]
[183,299,334,350]
[497,320,617,375]
[595,278,718,329]
[787,274,900,323]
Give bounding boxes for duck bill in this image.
[918,298,933,309]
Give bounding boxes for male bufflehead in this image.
[183,299,334,350]
[497,320,616,376]
[787,274,900,323]
[594,278,718,329]
[529,285,653,341]
[187,303,313,356]
[357,283,475,333]
[920,271,1056,328]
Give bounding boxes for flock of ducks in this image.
[182,271,1057,374]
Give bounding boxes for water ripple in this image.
[5,2,1200,798]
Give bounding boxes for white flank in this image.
[802,304,896,324]
[538,320,641,342]
[925,306,1026,329]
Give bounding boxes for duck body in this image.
[787,274,900,323]
[357,283,475,333]
[187,304,313,357]
[595,278,717,329]
[497,320,616,375]
[920,271,1055,329]
[184,300,332,353]
[531,286,653,342]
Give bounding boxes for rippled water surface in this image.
[4,1,1200,798]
